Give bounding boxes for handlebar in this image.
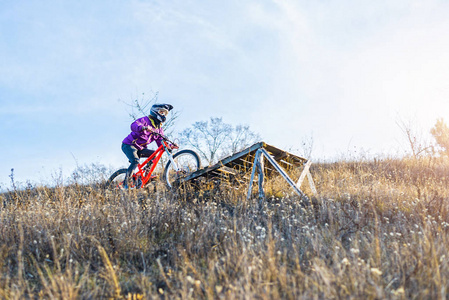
[150,131,178,148]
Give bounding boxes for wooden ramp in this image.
[181,142,317,202]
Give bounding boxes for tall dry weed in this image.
[0,156,448,298]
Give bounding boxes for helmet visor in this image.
[158,108,169,116]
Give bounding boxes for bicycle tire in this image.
[163,150,201,189]
[106,168,127,189]
[106,168,145,190]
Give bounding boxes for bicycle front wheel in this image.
[163,150,201,189]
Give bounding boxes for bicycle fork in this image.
[163,143,180,172]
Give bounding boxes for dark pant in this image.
[121,143,155,184]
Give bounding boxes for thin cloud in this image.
[241,0,449,157]
[1,0,449,186]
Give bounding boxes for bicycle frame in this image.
[132,140,179,187]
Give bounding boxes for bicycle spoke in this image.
[164,150,200,188]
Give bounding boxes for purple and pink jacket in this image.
[122,116,164,150]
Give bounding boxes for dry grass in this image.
[1,156,448,299]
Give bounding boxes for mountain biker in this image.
[121,103,177,188]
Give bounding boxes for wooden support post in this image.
[296,160,317,196]
[246,147,315,206]
[307,172,317,195]
[260,149,310,205]
[296,160,312,188]
[257,152,265,201]
[247,149,261,199]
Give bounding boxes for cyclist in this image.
[121,103,177,189]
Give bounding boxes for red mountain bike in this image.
[106,133,201,189]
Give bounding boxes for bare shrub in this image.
[179,117,261,165]
[431,118,449,156]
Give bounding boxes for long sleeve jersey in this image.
[122,116,164,150]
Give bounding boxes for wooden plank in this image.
[296,160,312,188]
[274,152,288,160]
[216,166,239,175]
[182,142,265,182]
[264,144,307,166]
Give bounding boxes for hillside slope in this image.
[0,157,448,299]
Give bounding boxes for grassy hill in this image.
[0,156,448,299]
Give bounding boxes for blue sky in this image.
[1,0,449,189]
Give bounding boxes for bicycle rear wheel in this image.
[106,169,143,190]
[106,169,127,189]
[163,150,201,189]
